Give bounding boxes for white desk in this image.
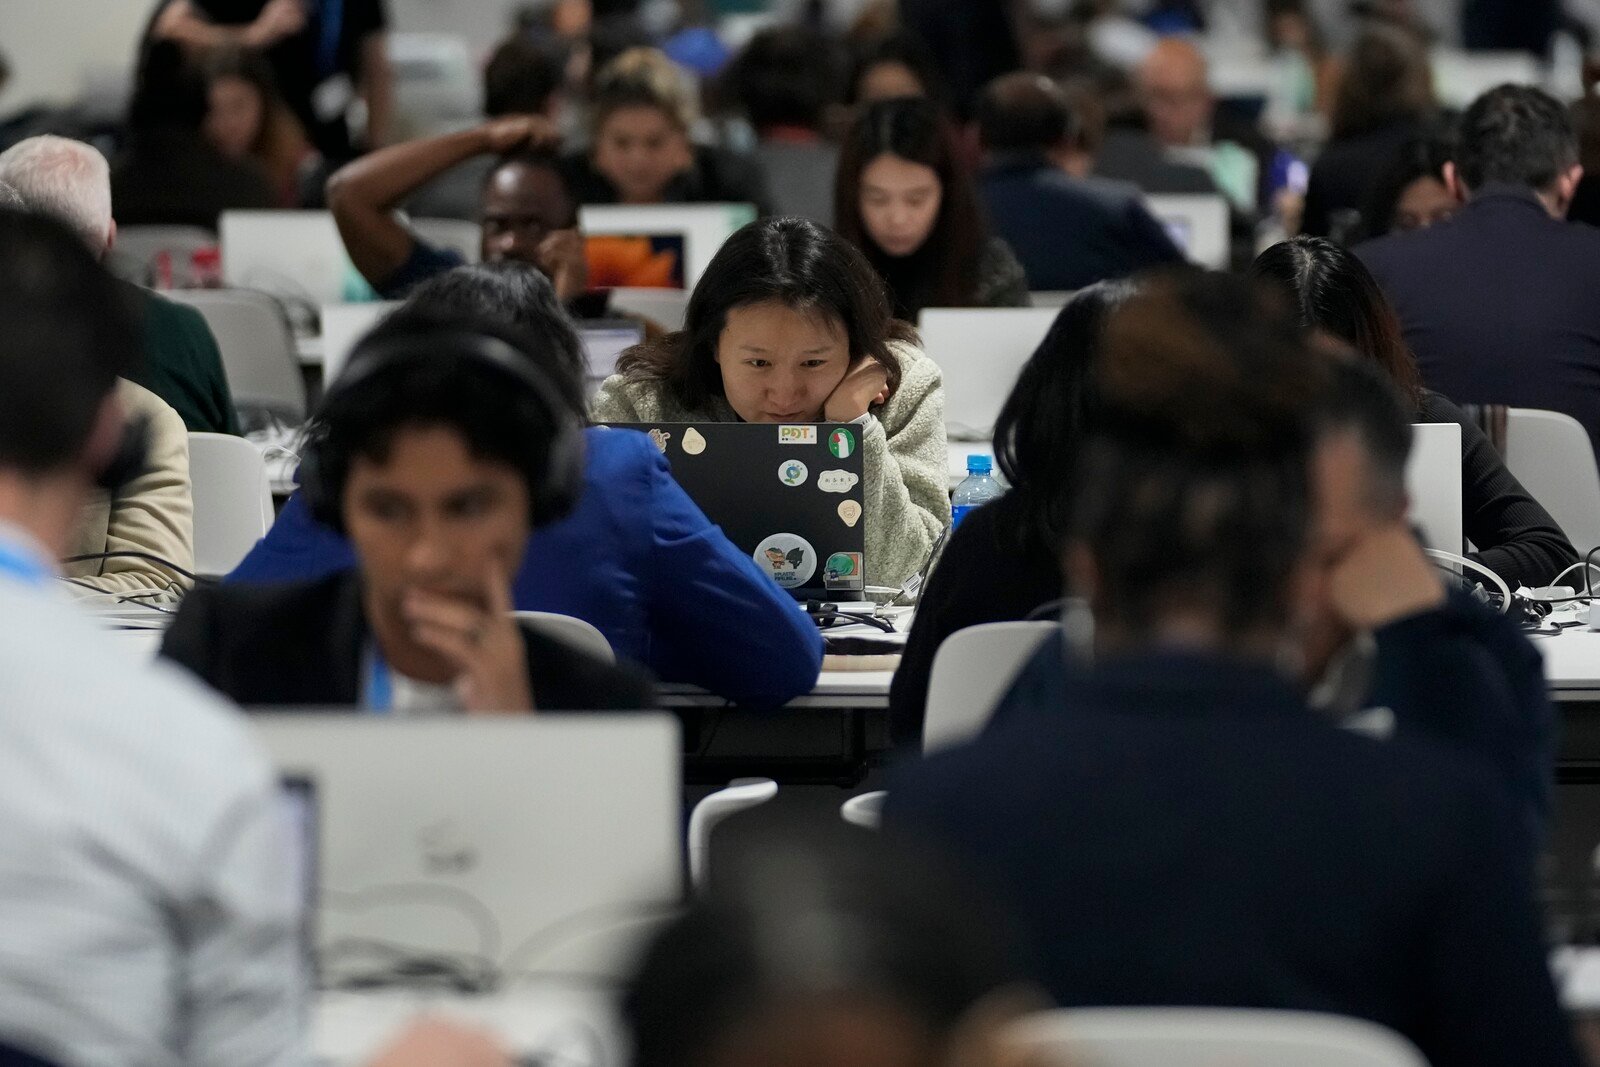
[314,985,622,1065]
[1533,627,1600,700]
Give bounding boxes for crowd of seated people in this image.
[9,1,1600,1064]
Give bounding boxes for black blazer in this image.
[1357,187,1600,460]
[161,571,656,710]
[885,646,1578,1067]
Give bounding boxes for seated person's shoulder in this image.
[590,373,673,421]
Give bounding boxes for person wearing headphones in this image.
[161,311,654,712]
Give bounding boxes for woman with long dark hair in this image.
[592,216,951,592]
[888,282,1134,745]
[1251,236,1576,587]
[835,97,1028,320]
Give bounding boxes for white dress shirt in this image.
[0,525,307,1067]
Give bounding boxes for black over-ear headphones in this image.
[298,327,585,532]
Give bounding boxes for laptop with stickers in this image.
[601,422,868,600]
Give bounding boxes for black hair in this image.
[1456,84,1578,193]
[835,97,989,318]
[723,25,843,133]
[1358,129,1457,240]
[847,31,943,108]
[976,73,1078,154]
[623,831,1023,1067]
[128,39,208,132]
[396,261,587,410]
[484,33,570,118]
[1316,355,1415,519]
[993,281,1136,556]
[0,209,142,474]
[616,217,916,410]
[1072,273,1325,643]
[481,145,579,228]
[1250,236,1424,409]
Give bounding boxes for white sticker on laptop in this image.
[778,459,809,487]
[817,469,860,493]
[682,427,706,455]
[837,499,862,527]
[754,533,816,589]
[779,425,818,445]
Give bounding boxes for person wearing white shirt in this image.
[0,207,508,1067]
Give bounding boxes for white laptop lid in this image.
[1405,422,1463,555]
[1143,193,1230,270]
[581,320,645,396]
[320,302,401,384]
[222,210,364,305]
[250,714,683,980]
[918,307,1059,440]
[578,203,756,288]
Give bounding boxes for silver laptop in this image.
[578,203,756,289]
[1143,193,1231,270]
[917,307,1059,440]
[221,210,371,306]
[250,714,683,982]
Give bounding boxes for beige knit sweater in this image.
[592,340,952,592]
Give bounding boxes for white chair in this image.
[1029,290,1077,308]
[319,301,401,385]
[687,777,778,890]
[106,225,217,286]
[918,307,1059,439]
[1503,408,1600,558]
[187,433,273,578]
[1006,1008,1427,1067]
[1142,193,1231,270]
[167,288,307,423]
[923,621,1058,754]
[607,287,692,332]
[512,611,615,663]
[410,217,482,263]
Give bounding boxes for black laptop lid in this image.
[603,422,868,599]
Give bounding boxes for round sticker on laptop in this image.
[753,533,816,589]
[828,427,856,459]
[777,459,809,487]
[682,427,707,455]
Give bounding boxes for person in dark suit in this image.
[885,274,1580,1067]
[975,74,1184,292]
[1357,85,1600,459]
[163,312,654,712]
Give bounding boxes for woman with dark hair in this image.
[847,31,944,110]
[202,47,317,208]
[1357,132,1458,241]
[835,98,1028,319]
[1300,25,1437,239]
[1251,237,1576,588]
[593,216,951,592]
[887,282,1133,746]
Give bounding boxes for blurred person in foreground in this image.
[0,206,509,1067]
[885,273,1580,1067]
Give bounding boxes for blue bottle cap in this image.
[967,454,992,474]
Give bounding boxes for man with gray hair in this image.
[0,135,240,437]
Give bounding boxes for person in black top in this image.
[1252,236,1578,588]
[1300,25,1437,240]
[146,0,393,160]
[888,282,1133,747]
[162,309,654,711]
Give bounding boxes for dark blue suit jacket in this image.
[980,154,1185,292]
[1357,187,1600,458]
[885,644,1577,1067]
[227,427,823,706]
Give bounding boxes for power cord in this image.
[1424,549,1511,614]
[61,550,204,585]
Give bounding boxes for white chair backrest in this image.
[607,287,691,332]
[320,301,402,385]
[1504,408,1600,558]
[1405,422,1463,556]
[410,217,482,263]
[1007,1008,1428,1067]
[513,611,616,663]
[187,433,273,577]
[167,288,306,421]
[918,307,1059,440]
[923,621,1058,754]
[1430,48,1543,109]
[1142,193,1230,269]
[106,225,217,286]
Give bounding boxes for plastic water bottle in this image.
[951,455,1003,530]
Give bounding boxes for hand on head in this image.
[823,359,890,423]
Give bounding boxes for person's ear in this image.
[1556,163,1585,217]
[101,218,117,260]
[1442,161,1469,203]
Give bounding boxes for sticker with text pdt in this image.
[779,425,818,445]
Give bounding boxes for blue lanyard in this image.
[0,539,51,588]
[318,0,345,79]
[363,644,393,714]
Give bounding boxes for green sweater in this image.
[123,282,241,436]
[592,341,952,593]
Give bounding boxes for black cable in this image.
[61,550,204,584]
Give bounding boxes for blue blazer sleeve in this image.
[225,490,359,585]
[634,437,824,706]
